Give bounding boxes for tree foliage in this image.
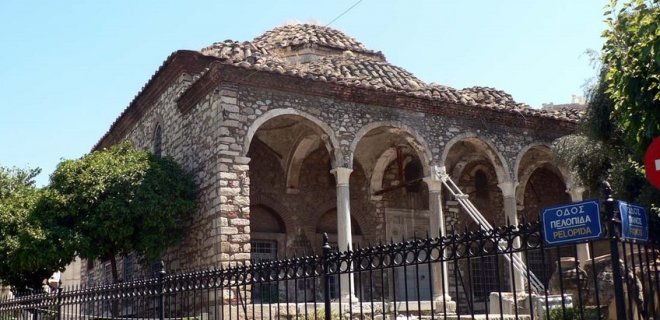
[602,0,660,152]
[48,142,196,282]
[554,70,660,214]
[0,167,72,291]
[554,0,660,213]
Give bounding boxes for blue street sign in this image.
[619,201,648,242]
[542,200,602,246]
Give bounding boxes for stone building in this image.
[85,24,585,309]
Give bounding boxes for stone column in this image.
[423,177,456,312]
[331,167,358,302]
[498,181,526,292]
[568,185,590,262]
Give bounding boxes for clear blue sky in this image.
[0,1,606,186]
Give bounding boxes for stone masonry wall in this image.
[82,73,231,283]
[84,77,573,283]
[211,83,567,262]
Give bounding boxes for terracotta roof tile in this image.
[198,24,583,122]
[253,24,383,58]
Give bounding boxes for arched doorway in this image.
[246,112,340,252]
[351,125,432,242]
[522,165,572,287]
[443,136,508,313]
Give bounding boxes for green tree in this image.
[0,167,72,292]
[554,68,660,213]
[554,0,660,212]
[602,0,660,152]
[48,142,196,283]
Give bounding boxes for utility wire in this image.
[236,0,364,84]
[326,0,363,27]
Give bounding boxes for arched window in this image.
[475,169,489,199]
[153,124,162,156]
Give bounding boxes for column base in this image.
[340,294,359,303]
[489,292,531,316]
[433,294,456,313]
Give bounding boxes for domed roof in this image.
[198,24,583,122]
[253,23,382,58]
[302,53,427,91]
[95,24,582,152]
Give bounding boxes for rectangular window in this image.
[251,240,279,303]
[123,254,135,282]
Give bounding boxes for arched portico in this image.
[441,133,519,300]
[441,132,511,184]
[349,121,433,176]
[243,108,343,166]
[352,122,454,309]
[246,110,345,259]
[515,144,574,217]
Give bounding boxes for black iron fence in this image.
[2,200,660,319]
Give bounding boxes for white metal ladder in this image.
[435,166,546,294]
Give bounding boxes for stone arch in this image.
[441,132,511,184]
[243,108,342,166]
[459,161,505,228]
[370,147,427,198]
[517,145,575,287]
[370,147,398,195]
[311,199,370,238]
[250,205,287,233]
[148,113,165,154]
[349,121,433,176]
[285,135,322,191]
[450,154,489,180]
[250,194,295,234]
[316,209,363,235]
[514,144,572,202]
[151,113,165,132]
[513,143,551,182]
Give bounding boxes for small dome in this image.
[253,24,382,58]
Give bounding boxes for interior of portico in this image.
[245,114,581,306]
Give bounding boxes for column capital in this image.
[566,185,586,202]
[423,176,443,193]
[431,165,449,182]
[330,167,353,186]
[497,181,519,198]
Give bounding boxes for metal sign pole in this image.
[603,181,626,319]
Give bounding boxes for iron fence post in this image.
[322,233,332,320]
[56,283,62,320]
[158,261,165,320]
[604,181,626,319]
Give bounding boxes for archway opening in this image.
[522,165,572,287]
[353,126,432,243]
[247,113,338,257]
[443,138,507,231]
[443,137,507,312]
